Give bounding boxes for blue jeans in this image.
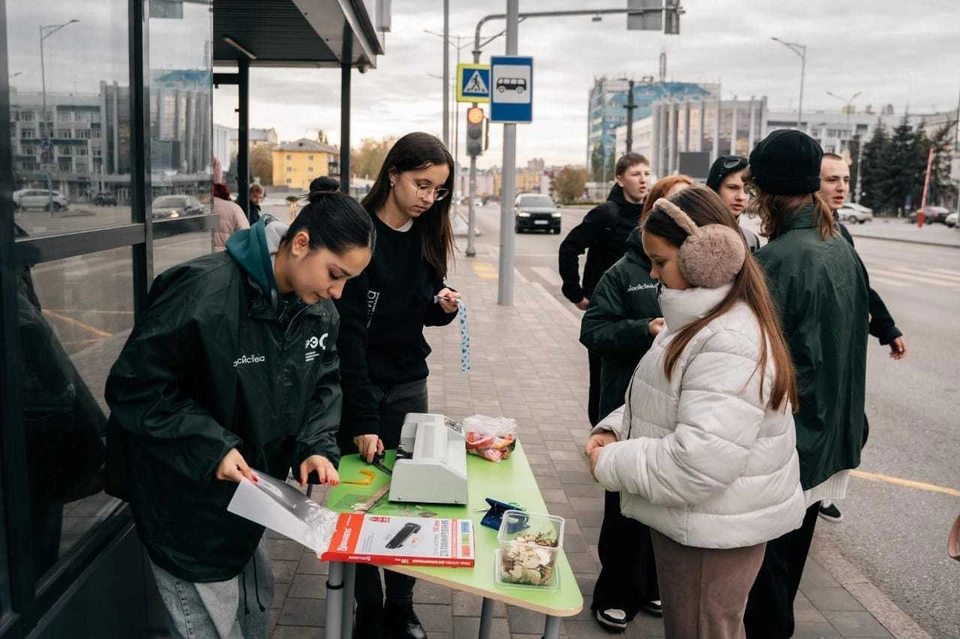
[149,535,274,639]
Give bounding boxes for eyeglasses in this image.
[400,172,449,201]
[722,157,748,170]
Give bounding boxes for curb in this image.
[811,535,932,639]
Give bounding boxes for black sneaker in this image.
[383,601,427,639]
[818,502,843,523]
[642,600,663,618]
[594,608,628,632]
[354,602,385,639]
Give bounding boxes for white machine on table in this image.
[389,413,469,505]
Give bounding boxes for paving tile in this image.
[451,591,507,617]
[801,559,843,589]
[629,613,667,637]
[414,603,454,632]
[268,539,306,562]
[540,488,570,503]
[278,596,325,627]
[271,625,324,639]
[819,610,893,637]
[506,605,550,634]
[412,580,453,605]
[273,559,299,583]
[272,580,293,610]
[803,587,866,612]
[791,622,843,639]
[453,616,511,639]
[565,552,599,574]
[286,573,326,600]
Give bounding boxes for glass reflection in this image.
[6,0,132,236]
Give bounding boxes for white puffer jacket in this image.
[594,284,806,549]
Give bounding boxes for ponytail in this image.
[283,191,376,255]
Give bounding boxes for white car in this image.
[946,212,958,228]
[13,188,69,212]
[837,202,873,224]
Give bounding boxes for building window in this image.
[308,155,314,160]
[286,178,292,184]
[21,128,36,139]
[307,167,314,172]
[286,154,292,160]
[287,167,293,172]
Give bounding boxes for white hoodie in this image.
[594,284,806,549]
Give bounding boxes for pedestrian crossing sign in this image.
[457,63,491,103]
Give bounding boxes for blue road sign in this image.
[490,56,533,124]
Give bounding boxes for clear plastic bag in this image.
[463,415,518,462]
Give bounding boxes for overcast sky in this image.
[19,0,949,170]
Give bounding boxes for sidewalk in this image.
[268,244,929,639]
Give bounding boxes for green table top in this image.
[326,441,584,617]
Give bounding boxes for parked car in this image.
[837,202,873,224]
[12,189,69,212]
[946,212,958,228]
[908,206,951,224]
[151,194,204,220]
[514,193,561,234]
[94,191,118,206]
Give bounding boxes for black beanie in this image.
[706,156,748,192]
[748,129,823,195]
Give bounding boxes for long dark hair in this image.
[643,187,797,411]
[282,190,376,255]
[362,132,455,278]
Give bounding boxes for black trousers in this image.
[354,379,428,607]
[593,491,659,619]
[587,349,602,427]
[743,502,820,639]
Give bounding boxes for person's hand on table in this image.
[299,455,339,487]
[354,434,384,463]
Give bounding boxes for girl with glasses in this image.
[334,132,460,639]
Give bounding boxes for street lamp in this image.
[771,37,806,129]
[39,18,80,211]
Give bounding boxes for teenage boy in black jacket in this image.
[558,153,650,425]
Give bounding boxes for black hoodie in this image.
[579,228,661,419]
[335,214,456,444]
[558,184,644,304]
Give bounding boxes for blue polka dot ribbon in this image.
[456,299,471,373]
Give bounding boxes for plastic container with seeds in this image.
[495,510,564,589]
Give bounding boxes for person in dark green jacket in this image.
[579,226,664,631]
[105,191,374,639]
[742,130,869,639]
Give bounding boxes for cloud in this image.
[208,0,959,168]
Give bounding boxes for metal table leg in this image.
[478,597,495,639]
[325,561,344,639]
[340,562,356,639]
[542,615,561,639]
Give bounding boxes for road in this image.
[464,203,960,638]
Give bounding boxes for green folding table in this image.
[322,441,583,639]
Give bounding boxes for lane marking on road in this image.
[851,469,960,498]
[45,309,135,315]
[41,310,114,338]
[471,262,499,281]
[530,266,563,288]
[868,268,958,287]
[891,265,960,282]
[867,276,909,288]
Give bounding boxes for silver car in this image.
[837,203,873,224]
[13,188,69,212]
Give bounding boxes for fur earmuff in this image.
[653,198,746,288]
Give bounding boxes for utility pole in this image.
[772,38,806,129]
[625,79,636,153]
[498,0,519,306]
[39,19,79,212]
[442,0,450,148]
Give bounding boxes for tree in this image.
[590,144,615,182]
[917,123,957,208]
[250,145,273,186]
[553,166,587,204]
[859,123,890,213]
[350,137,395,179]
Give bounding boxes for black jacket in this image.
[105,217,342,582]
[837,222,903,345]
[579,229,661,419]
[559,185,643,304]
[335,214,456,443]
[248,203,261,225]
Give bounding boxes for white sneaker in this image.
[595,608,628,631]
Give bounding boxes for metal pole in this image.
[39,26,52,211]
[340,23,353,195]
[713,96,721,162]
[237,58,250,213]
[466,155,477,256]
[798,45,806,129]
[498,0,519,306]
[442,0,450,147]
[729,101,737,155]
[625,79,635,153]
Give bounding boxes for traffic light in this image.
[466,107,485,157]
